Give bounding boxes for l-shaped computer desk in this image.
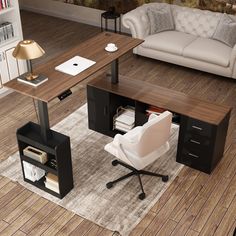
[5,32,231,198]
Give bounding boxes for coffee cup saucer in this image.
[105,46,118,52]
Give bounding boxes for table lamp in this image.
[12,40,45,81]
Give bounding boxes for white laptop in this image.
[55,56,96,76]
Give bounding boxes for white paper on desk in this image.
[55,56,96,76]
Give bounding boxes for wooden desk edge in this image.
[88,75,232,125]
[4,32,144,103]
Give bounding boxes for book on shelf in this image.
[0,0,10,10]
[45,173,59,193]
[17,74,48,87]
[45,173,58,184]
[45,181,59,193]
[114,120,134,130]
[0,22,14,44]
[22,161,45,182]
[114,123,134,132]
[146,105,166,116]
[114,106,135,125]
[113,106,135,132]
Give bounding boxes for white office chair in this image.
[104,111,173,200]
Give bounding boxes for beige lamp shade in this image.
[12,40,45,60]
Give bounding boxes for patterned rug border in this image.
[0,104,183,236]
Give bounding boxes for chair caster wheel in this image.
[106,182,113,189]
[112,160,119,166]
[139,193,146,200]
[162,175,169,182]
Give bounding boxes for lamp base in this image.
[25,73,39,81]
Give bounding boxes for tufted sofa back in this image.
[171,5,221,38]
[122,3,236,40]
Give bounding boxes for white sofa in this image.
[122,3,236,79]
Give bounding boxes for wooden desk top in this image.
[89,75,231,125]
[5,32,143,102]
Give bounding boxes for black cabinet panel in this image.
[177,114,229,174]
[183,133,211,153]
[180,148,211,173]
[87,85,136,137]
[87,83,231,174]
[87,86,111,135]
[185,117,213,137]
[135,101,148,126]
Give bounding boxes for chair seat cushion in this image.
[104,141,134,167]
[142,31,197,56]
[105,139,170,170]
[183,37,232,67]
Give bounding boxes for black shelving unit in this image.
[87,86,143,137]
[87,85,180,138]
[17,122,73,199]
[87,78,230,174]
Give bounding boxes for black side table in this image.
[101,11,121,33]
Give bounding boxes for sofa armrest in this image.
[122,6,150,40]
[230,44,236,78]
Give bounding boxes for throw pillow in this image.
[147,5,174,35]
[212,14,236,48]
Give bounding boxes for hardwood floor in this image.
[0,10,236,235]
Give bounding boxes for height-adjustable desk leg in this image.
[111,59,118,84]
[37,100,51,142]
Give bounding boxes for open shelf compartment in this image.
[17,122,69,155]
[17,121,73,199]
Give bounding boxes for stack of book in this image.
[22,161,45,182]
[17,74,48,87]
[0,22,14,44]
[0,0,11,10]
[146,105,166,116]
[113,106,135,132]
[45,173,59,193]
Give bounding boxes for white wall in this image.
[19,0,128,32]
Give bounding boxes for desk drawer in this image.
[183,133,211,152]
[180,147,211,173]
[185,117,213,138]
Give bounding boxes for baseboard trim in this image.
[20,5,101,28]
[20,2,130,33]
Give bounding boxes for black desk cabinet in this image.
[17,122,74,199]
[87,86,111,135]
[176,113,230,174]
[87,85,136,137]
[87,77,231,174]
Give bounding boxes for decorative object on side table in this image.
[12,40,47,86]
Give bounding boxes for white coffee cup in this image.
[107,43,116,49]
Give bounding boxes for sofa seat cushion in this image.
[142,31,197,56]
[183,37,232,67]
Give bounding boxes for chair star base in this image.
[106,160,169,200]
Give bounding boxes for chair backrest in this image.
[136,111,172,157]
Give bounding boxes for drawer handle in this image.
[192,125,203,131]
[190,139,201,145]
[188,152,199,158]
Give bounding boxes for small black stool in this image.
[101,10,121,33]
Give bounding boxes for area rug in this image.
[0,104,183,236]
